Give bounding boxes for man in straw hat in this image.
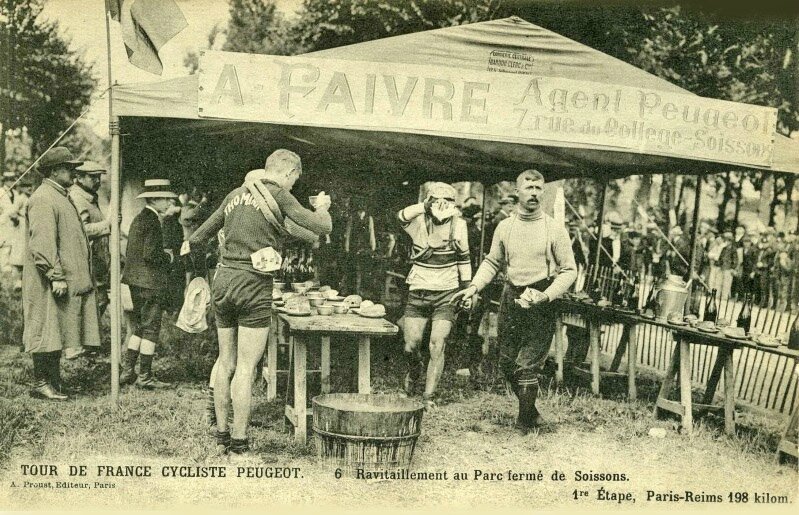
[452,169,576,433]
[187,149,331,459]
[120,179,179,390]
[23,146,100,400]
[69,161,112,318]
[397,181,471,409]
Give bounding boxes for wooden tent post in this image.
[105,3,121,405]
[478,182,488,264]
[686,174,704,284]
[591,179,609,288]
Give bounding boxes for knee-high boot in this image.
[47,351,64,394]
[30,353,68,401]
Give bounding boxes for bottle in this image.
[689,282,703,317]
[788,312,799,350]
[704,288,718,323]
[736,294,752,333]
[307,251,316,283]
[285,249,295,284]
[629,277,640,312]
[614,276,626,307]
[643,280,657,312]
[588,273,603,302]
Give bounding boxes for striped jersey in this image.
[398,204,471,291]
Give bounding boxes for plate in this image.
[640,313,656,320]
[276,307,311,316]
[725,334,751,340]
[697,326,719,333]
[352,309,386,319]
[668,319,688,326]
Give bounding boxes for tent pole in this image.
[686,174,704,285]
[478,182,488,264]
[590,179,608,288]
[104,2,120,406]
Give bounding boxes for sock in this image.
[230,438,249,454]
[215,430,230,448]
[206,388,216,424]
[405,349,423,381]
[517,375,539,427]
[139,353,154,377]
[124,349,139,369]
[32,353,49,386]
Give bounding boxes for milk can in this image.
[655,275,690,321]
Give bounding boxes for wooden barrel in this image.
[312,393,424,475]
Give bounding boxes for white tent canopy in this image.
[113,17,799,183]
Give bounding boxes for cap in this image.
[38,147,83,170]
[605,211,624,227]
[427,182,457,201]
[75,161,107,174]
[499,193,518,205]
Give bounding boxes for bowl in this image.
[307,291,324,300]
[317,305,333,316]
[274,282,286,291]
[310,298,327,307]
[332,304,349,314]
[323,289,339,300]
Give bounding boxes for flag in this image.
[108,0,188,75]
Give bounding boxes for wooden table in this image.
[654,325,742,435]
[553,300,639,399]
[275,312,398,444]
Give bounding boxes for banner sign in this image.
[198,51,778,168]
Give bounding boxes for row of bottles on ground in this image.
[277,247,316,283]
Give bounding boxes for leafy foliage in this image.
[288,0,499,53]
[0,0,94,167]
[618,6,797,134]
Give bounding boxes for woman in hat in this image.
[120,179,179,390]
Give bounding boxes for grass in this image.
[0,284,796,509]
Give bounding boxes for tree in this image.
[288,0,499,54]
[0,0,94,173]
[617,6,798,230]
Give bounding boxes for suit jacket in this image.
[122,206,171,290]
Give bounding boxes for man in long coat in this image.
[23,147,100,400]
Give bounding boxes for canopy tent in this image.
[103,16,799,404]
[113,16,799,189]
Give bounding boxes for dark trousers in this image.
[497,279,557,388]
